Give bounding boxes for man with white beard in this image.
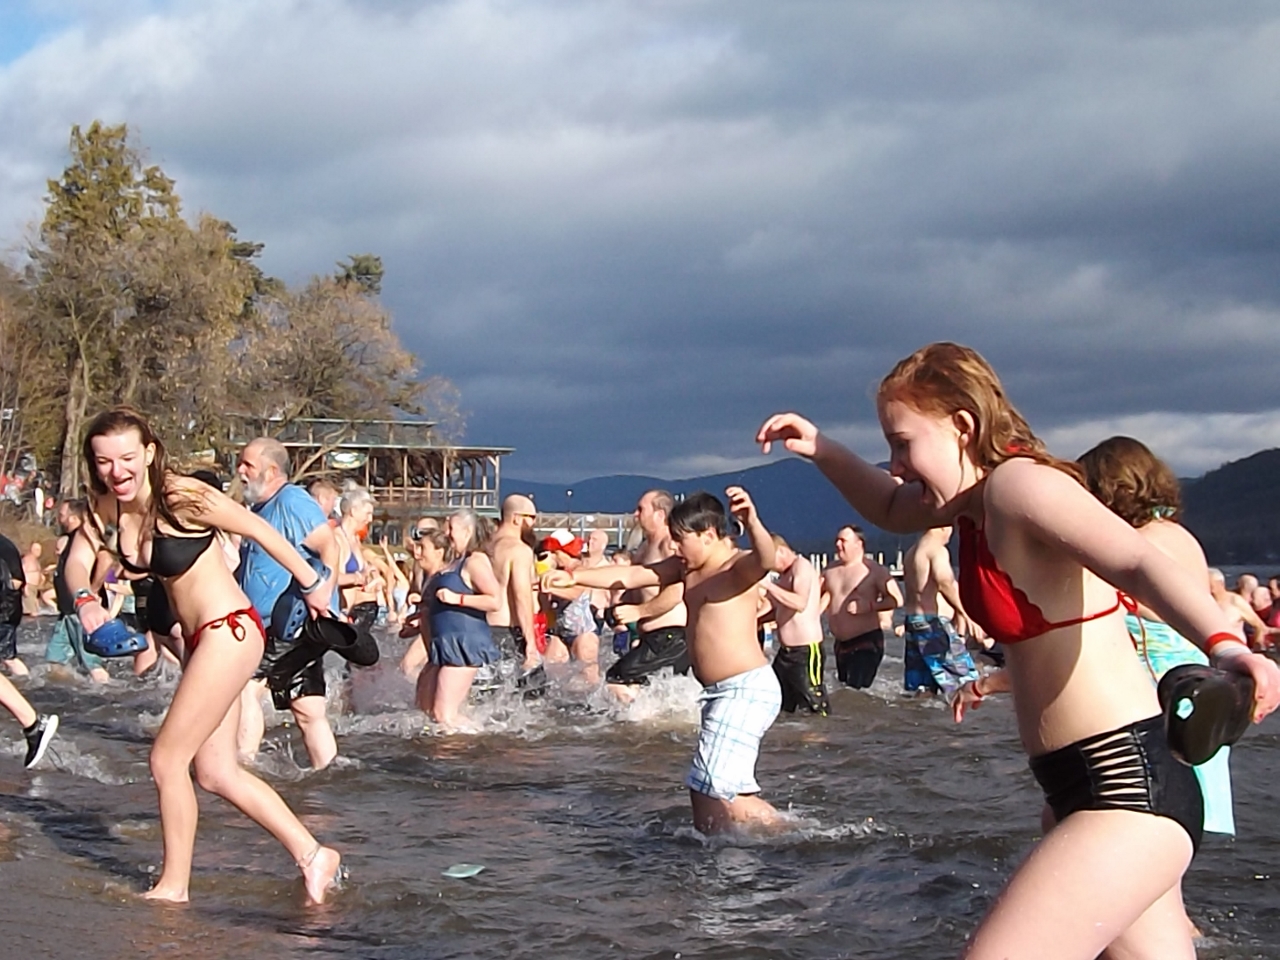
[235,437,343,770]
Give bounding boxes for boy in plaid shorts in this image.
[547,486,783,833]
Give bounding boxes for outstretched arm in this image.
[615,582,684,624]
[176,478,332,616]
[989,460,1280,719]
[551,557,678,592]
[757,414,948,533]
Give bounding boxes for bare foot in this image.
[300,845,342,904]
[142,884,189,903]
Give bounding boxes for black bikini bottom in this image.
[1029,714,1203,852]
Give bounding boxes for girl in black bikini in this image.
[65,407,342,904]
[758,343,1280,960]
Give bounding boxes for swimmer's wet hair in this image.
[1077,436,1181,528]
[668,492,732,538]
[878,342,1083,483]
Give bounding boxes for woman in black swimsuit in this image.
[65,408,342,904]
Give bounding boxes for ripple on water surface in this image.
[3,621,1280,959]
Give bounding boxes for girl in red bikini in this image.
[758,343,1280,960]
[65,408,342,904]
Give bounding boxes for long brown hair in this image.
[877,342,1083,482]
[81,406,200,538]
[1077,436,1181,528]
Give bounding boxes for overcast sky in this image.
[3,1,1279,482]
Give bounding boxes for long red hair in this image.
[877,342,1083,482]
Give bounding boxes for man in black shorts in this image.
[760,535,828,714]
[605,490,689,700]
[820,526,899,690]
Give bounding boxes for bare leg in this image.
[237,679,268,763]
[432,666,477,728]
[415,663,439,714]
[191,691,340,903]
[132,633,159,677]
[400,636,427,680]
[290,695,337,770]
[0,674,36,728]
[1100,884,1195,960]
[606,683,639,704]
[689,790,781,834]
[543,636,569,664]
[571,632,600,685]
[4,658,29,678]
[961,809,1194,960]
[144,623,337,903]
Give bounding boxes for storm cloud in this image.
[2,0,1279,479]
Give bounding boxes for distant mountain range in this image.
[509,448,1280,563]
[1182,449,1280,564]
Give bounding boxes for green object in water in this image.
[443,863,486,879]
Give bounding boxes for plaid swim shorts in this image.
[685,663,782,801]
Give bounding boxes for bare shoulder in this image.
[983,459,1092,522]
[1140,521,1208,577]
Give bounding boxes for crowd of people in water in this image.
[0,342,1275,959]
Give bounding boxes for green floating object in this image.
[442,863,486,879]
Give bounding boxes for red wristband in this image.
[1207,632,1248,656]
[74,594,98,609]
[971,679,985,700]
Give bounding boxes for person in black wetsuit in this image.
[0,531,57,766]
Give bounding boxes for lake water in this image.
[3,619,1280,960]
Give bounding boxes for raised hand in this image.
[757,413,820,458]
[725,486,757,525]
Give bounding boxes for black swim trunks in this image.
[772,642,829,715]
[1030,714,1203,852]
[606,626,690,686]
[834,628,884,689]
[257,637,326,710]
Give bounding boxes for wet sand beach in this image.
[3,619,1279,960]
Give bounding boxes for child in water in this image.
[545,486,783,834]
[757,343,1280,960]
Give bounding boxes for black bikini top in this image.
[109,503,215,579]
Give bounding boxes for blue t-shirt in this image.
[238,484,327,627]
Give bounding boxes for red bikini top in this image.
[956,516,1122,645]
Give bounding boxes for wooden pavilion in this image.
[226,417,511,539]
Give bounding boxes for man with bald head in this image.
[1209,568,1279,652]
[485,493,543,682]
[235,437,343,769]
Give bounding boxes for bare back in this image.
[1133,522,1209,623]
[774,556,823,647]
[903,533,954,617]
[486,529,534,629]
